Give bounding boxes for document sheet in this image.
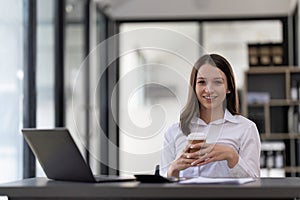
[179,177,255,184]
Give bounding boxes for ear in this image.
[226,90,231,94]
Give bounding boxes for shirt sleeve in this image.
[160,125,177,177]
[228,122,261,177]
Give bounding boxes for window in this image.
[0,1,24,183]
[35,0,55,177]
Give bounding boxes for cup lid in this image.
[187,132,206,140]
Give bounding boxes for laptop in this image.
[22,128,135,183]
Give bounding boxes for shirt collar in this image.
[191,109,239,125]
[224,109,239,124]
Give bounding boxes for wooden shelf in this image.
[260,133,300,140]
[243,66,300,177]
[261,167,300,173]
[285,166,300,173]
[248,99,300,107]
[246,66,300,74]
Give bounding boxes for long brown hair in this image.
[180,54,239,135]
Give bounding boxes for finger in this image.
[189,142,206,149]
[181,158,196,164]
[201,143,214,151]
[191,152,214,166]
[175,158,196,171]
[183,144,193,153]
[189,145,212,158]
[196,158,212,166]
[187,150,206,159]
[182,152,198,159]
[178,163,194,170]
[177,154,197,162]
[197,150,225,166]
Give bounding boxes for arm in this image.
[160,125,196,178]
[188,123,261,177]
[166,145,196,177]
[160,129,175,177]
[228,123,261,177]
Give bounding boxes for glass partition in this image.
[0,1,23,183]
[119,22,201,175]
[118,20,283,175]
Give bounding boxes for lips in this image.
[203,95,217,100]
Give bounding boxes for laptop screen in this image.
[22,128,96,182]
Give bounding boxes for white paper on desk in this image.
[179,177,255,185]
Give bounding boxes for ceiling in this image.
[95,0,296,20]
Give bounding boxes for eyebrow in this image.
[197,77,224,80]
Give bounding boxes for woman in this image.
[160,54,261,178]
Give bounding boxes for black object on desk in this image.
[134,165,178,183]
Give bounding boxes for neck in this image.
[200,107,225,124]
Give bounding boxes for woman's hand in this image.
[167,144,198,177]
[188,143,239,168]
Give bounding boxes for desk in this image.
[0,177,300,199]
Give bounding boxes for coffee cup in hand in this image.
[187,132,206,153]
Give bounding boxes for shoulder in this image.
[165,122,181,134]
[232,114,260,136]
[164,122,182,138]
[234,114,256,125]
[226,110,256,127]
[230,114,258,132]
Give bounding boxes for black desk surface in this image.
[0,177,300,199]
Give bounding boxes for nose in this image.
[204,83,213,92]
[204,87,209,92]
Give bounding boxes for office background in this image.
[0,0,298,184]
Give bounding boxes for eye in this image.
[197,80,206,85]
[213,80,223,85]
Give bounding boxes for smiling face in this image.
[195,63,229,113]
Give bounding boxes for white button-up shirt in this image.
[160,109,261,178]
